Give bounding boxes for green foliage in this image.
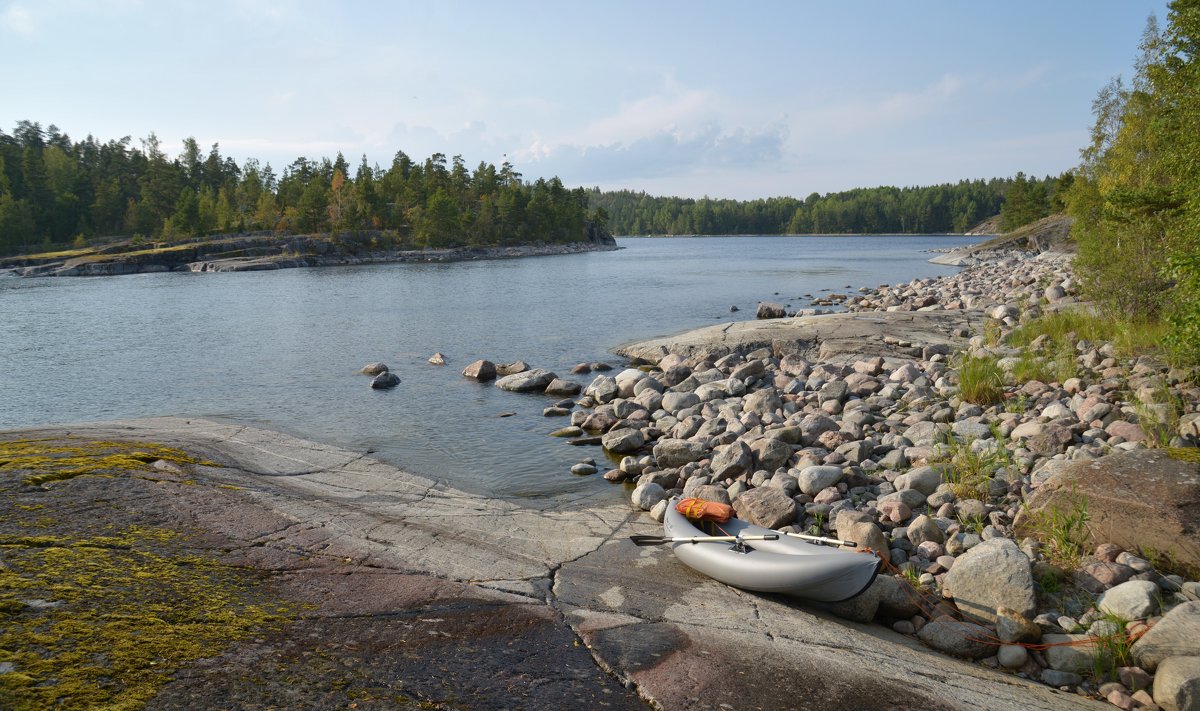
[935,435,1012,500]
[1019,489,1091,569]
[955,354,1005,405]
[1066,5,1200,363]
[998,171,1056,231]
[0,123,604,255]
[587,179,1012,236]
[1090,611,1134,682]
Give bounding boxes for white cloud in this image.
[517,120,790,183]
[1,4,34,34]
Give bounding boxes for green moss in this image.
[1166,447,1200,463]
[0,526,289,710]
[0,438,210,486]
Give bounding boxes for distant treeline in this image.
[588,174,1069,236]
[0,121,603,256]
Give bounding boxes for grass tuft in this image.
[956,354,1005,405]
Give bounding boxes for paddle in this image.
[782,531,858,547]
[629,534,780,547]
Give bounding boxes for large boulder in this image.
[1133,601,1200,672]
[1153,656,1200,711]
[710,441,753,479]
[942,538,1036,623]
[653,438,709,468]
[1097,580,1161,621]
[495,368,556,392]
[749,437,792,472]
[602,428,645,454]
[732,486,797,529]
[797,465,843,496]
[1014,449,1200,567]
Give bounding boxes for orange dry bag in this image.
[675,497,734,523]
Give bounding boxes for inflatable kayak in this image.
[662,497,881,602]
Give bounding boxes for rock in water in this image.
[495,369,556,392]
[461,359,497,381]
[428,352,446,365]
[361,362,389,375]
[371,372,400,389]
[756,301,787,319]
[495,360,530,376]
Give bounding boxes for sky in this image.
[1,0,1172,200]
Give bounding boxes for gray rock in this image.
[878,488,927,510]
[743,389,782,415]
[1041,669,1084,688]
[904,421,943,447]
[917,616,994,659]
[952,420,993,441]
[942,538,1036,623]
[822,576,882,622]
[906,514,945,546]
[711,441,753,479]
[749,437,792,472]
[585,375,619,403]
[732,486,797,529]
[653,438,709,468]
[631,482,668,511]
[797,465,843,496]
[1042,634,1095,673]
[995,606,1041,643]
[1153,656,1200,711]
[461,359,497,381]
[1133,601,1200,672]
[494,360,530,376]
[692,484,731,506]
[757,301,786,319]
[496,368,556,392]
[602,428,645,454]
[835,515,890,564]
[544,378,582,396]
[361,362,388,375]
[900,466,944,495]
[875,574,922,619]
[818,380,849,404]
[662,391,700,414]
[997,645,1028,669]
[1098,580,1161,621]
[571,462,598,475]
[370,372,400,389]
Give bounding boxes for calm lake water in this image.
[0,235,980,500]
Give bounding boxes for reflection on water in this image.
[0,235,979,500]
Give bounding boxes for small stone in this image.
[1040,669,1083,688]
[361,362,388,375]
[997,644,1028,669]
[570,462,597,476]
[462,359,497,381]
[428,352,446,365]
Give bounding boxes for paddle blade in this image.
[629,535,669,546]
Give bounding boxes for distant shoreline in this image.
[2,239,620,278]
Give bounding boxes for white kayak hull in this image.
[663,497,881,602]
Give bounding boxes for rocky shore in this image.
[505,245,1199,709]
